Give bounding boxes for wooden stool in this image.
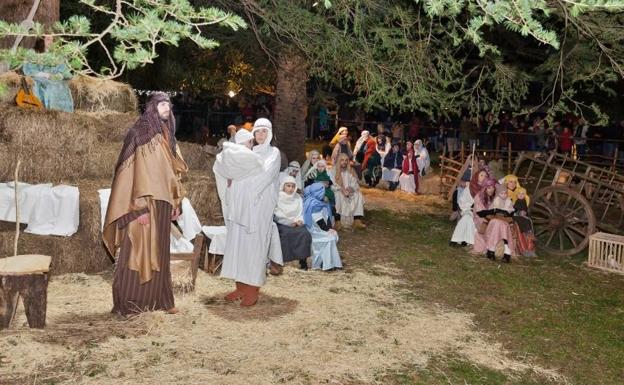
[0,254,52,329]
[170,235,205,292]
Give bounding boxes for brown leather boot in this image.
[353,219,367,229]
[269,261,283,276]
[240,284,259,307]
[224,281,243,302]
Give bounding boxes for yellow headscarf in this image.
[329,126,348,147]
[503,174,530,204]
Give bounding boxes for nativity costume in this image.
[472,181,515,262]
[274,176,312,268]
[103,93,188,316]
[304,183,342,270]
[219,118,283,306]
[331,154,366,228]
[399,150,419,194]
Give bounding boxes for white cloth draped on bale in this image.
[0,181,79,236]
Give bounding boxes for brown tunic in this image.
[112,200,174,315]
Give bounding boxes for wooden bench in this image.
[0,254,51,329]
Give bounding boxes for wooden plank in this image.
[0,255,51,275]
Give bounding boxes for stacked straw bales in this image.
[0,85,222,274]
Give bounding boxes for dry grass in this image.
[361,188,448,216]
[0,266,561,385]
[69,75,138,113]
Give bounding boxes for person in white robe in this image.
[279,161,304,192]
[303,182,342,271]
[450,178,476,246]
[301,149,321,177]
[331,153,366,229]
[218,118,283,307]
[213,129,259,221]
[414,139,431,176]
[274,176,312,269]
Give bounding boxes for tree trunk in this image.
[273,51,308,163]
[0,0,60,49]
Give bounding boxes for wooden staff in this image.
[13,160,21,257]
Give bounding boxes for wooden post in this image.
[507,142,512,174]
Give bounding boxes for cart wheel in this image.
[529,185,596,256]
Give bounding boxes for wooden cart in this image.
[513,152,624,256]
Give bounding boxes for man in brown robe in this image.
[103,92,188,316]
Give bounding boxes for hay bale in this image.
[0,179,112,275]
[0,72,138,114]
[184,170,223,225]
[69,75,138,113]
[178,141,215,172]
[0,106,135,183]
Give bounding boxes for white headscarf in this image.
[354,130,370,155]
[251,118,274,156]
[235,129,254,144]
[414,139,430,173]
[213,142,263,180]
[274,175,303,222]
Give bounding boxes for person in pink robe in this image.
[472,179,516,262]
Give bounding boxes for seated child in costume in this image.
[303,183,342,271]
[513,187,536,257]
[305,159,336,207]
[274,176,312,270]
[382,142,404,191]
[472,181,515,263]
[280,160,304,193]
[450,172,476,247]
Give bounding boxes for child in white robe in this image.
[450,178,476,247]
[274,176,312,269]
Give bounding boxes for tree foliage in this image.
[0,0,246,78]
[237,0,624,121]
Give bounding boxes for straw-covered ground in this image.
[1,190,623,385]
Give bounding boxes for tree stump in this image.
[0,254,51,329]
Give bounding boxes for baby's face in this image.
[283,183,296,195]
[317,164,326,173]
[499,190,508,199]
